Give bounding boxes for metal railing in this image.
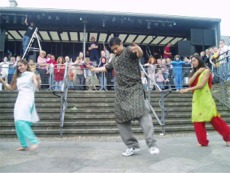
[140,62,172,135]
[0,62,192,92]
[54,63,69,137]
[0,59,205,136]
[210,54,230,109]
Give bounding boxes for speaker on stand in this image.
[190,28,216,51]
[176,41,195,58]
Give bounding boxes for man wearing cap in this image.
[88,36,100,66]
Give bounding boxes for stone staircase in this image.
[0,90,229,138]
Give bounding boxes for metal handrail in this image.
[58,62,69,137]
[211,71,230,109]
[210,52,230,109]
[139,62,172,135]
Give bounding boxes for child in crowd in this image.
[45,54,52,74]
[161,59,169,81]
[64,56,71,65]
[8,56,17,84]
[165,58,174,88]
[144,56,157,90]
[16,56,21,62]
[68,67,75,90]
[171,55,186,91]
[46,54,56,74]
[155,69,165,90]
[28,59,41,89]
[161,58,171,89]
[182,57,192,86]
[46,55,56,90]
[28,59,37,73]
[37,50,47,68]
[141,71,148,91]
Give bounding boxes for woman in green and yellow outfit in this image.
[180,54,230,146]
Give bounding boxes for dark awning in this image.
[0,7,221,46]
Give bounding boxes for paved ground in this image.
[0,132,230,173]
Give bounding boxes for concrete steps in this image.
[0,90,229,138]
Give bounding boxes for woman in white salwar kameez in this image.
[0,59,40,151]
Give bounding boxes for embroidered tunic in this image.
[14,71,39,123]
[105,47,148,123]
[192,70,219,122]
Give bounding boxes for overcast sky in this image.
[1,0,230,36]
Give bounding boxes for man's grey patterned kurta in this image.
[105,47,150,123]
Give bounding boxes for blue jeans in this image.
[22,35,30,54]
[68,81,75,90]
[7,74,14,84]
[99,73,107,90]
[54,80,63,91]
[76,74,85,90]
[174,73,183,90]
[156,82,165,90]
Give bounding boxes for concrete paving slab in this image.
[0,132,230,173]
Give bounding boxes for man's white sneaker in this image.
[149,147,160,155]
[122,147,140,157]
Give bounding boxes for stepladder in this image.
[22,27,42,59]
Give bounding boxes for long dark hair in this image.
[11,59,31,86]
[189,54,206,77]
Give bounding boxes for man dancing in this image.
[89,37,160,156]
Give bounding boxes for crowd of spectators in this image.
[0,39,230,91]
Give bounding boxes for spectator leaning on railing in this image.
[53,56,65,91]
[155,69,165,90]
[37,50,49,89]
[143,56,157,90]
[98,54,108,91]
[72,53,85,90]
